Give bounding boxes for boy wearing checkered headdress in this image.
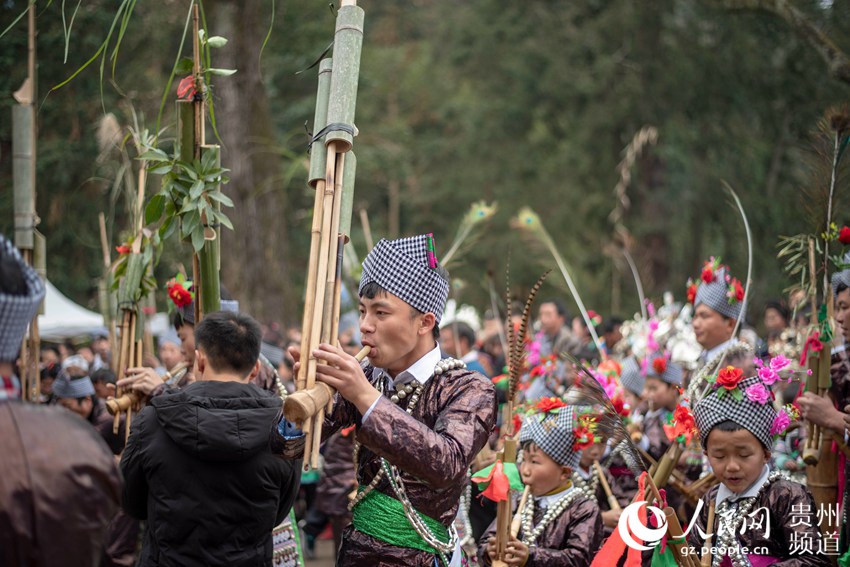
[686,258,743,367]
[273,234,497,567]
[477,402,601,566]
[0,234,123,566]
[686,367,829,565]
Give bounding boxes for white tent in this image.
[38,280,108,341]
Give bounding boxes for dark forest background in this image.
[2,0,850,329]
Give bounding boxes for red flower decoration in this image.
[167,280,193,308]
[115,245,131,255]
[177,75,197,100]
[536,397,567,413]
[701,265,715,284]
[652,357,667,375]
[686,283,697,304]
[611,394,630,417]
[512,413,523,435]
[840,226,850,245]
[572,426,595,451]
[663,404,697,443]
[731,278,744,302]
[715,366,744,390]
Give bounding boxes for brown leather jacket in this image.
[0,400,122,567]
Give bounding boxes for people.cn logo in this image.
[618,501,670,551]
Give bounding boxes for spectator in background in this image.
[91,367,116,401]
[600,316,624,356]
[536,299,577,357]
[157,328,184,374]
[92,334,112,370]
[440,321,494,377]
[763,299,790,351]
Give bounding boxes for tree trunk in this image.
[205,0,296,324]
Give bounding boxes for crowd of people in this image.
[3,229,850,566]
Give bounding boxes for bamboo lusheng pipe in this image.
[509,485,531,538]
[651,442,683,490]
[285,346,371,424]
[492,440,518,567]
[701,500,715,567]
[107,362,190,416]
[803,350,822,465]
[594,460,622,514]
[663,507,699,567]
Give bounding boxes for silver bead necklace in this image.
[709,470,785,567]
[520,486,581,546]
[571,469,599,501]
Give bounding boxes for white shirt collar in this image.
[536,485,574,509]
[575,467,592,480]
[372,344,442,388]
[702,338,739,365]
[715,464,770,507]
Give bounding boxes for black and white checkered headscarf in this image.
[832,253,850,296]
[620,356,645,397]
[519,405,581,468]
[0,234,45,361]
[359,235,450,324]
[695,266,742,321]
[693,375,775,449]
[644,354,683,387]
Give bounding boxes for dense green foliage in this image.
[2,1,850,327]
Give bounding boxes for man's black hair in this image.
[837,283,849,296]
[450,321,476,349]
[194,311,261,377]
[600,316,624,335]
[91,368,116,385]
[359,276,447,341]
[540,298,569,320]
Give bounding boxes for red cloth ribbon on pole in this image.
[474,460,511,502]
[799,330,822,366]
[591,472,648,567]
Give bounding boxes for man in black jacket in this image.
[121,311,300,567]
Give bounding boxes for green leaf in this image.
[145,194,166,225]
[138,148,170,162]
[182,210,200,236]
[191,228,205,252]
[201,148,217,171]
[207,191,234,207]
[206,36,227,48]
[175,56,194,75]
[189,179,206,200]
[148,163,173,176]
[730,388,743,402]
[216,211,234,230]
[208,68,237,76]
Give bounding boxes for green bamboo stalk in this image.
[309,58,333,187]
[326,5,364,153]
[199,144,221,315]
[12,104,35,251]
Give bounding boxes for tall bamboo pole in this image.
[12,1,41,402]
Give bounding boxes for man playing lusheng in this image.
[274,234,498,566]
[121,311,300,567]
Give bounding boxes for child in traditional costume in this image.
[477,403,602,566]
[687,369,830,566]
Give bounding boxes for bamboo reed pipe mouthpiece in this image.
[284,346,370,424]
[593,460,621,514]
[510,486,531,537]
[106,391,140,415]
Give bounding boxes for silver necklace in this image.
[709,471,785,567]
[520,486,581,546]
[572,470,599,501]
